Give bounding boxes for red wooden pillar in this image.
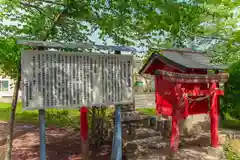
[170,117,179,151]
[80,106,88,159]
[183,90,189,118]
[210,83,224,148]
[170,84,181,152]
[210,83,219,148]
[155,76,159,115]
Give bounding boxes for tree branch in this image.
[42,8,67,41]
[20,2,44,14]
[37,0,64,6]
[19,2,53,21]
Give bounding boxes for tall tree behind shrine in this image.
[0,0,239,112]
[0,0,240,159]
[0,0,239,117]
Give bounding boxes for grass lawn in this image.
[0,102,114,129]
[0,102,81,128]
[221,117,240,130]
[1,102,240,131]
[136,108,155,116]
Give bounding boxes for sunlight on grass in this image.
[222,119,240,130]
[0,102,81,128]
[0,103,114,129]
[224,139,240,160]
[136,108,155,116]
[2,102,239,131]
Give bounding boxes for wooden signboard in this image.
[21,50,133,110]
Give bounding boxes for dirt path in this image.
[1,120,240,160]
[0,121,111,160]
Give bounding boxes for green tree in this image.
[1,0,240,159]
[223,61,240,119]
[0,38,20,80]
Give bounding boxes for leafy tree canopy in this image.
[0,0,239,79]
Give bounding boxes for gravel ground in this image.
[0,122,111,160]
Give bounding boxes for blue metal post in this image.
[39,109,46,160]
[112,104,122,160]
[111,129,116,160]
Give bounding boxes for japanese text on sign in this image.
[21,50,133,110]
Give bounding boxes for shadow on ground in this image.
[0,125,111,160]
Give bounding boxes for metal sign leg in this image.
[111,130,116,160]
[39,109,46,160]
[111,105,122,160]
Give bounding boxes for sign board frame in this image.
[21,50,133,110]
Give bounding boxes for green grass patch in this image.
[221,113,240,130]
[0,102,81,128]
[136,108,155,116]
[222,119,240,130]
[0,103,114,129]
[224,140,240,160]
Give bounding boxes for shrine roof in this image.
[139,49,229,74]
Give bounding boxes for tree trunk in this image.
[5,74,21,160]
[5,8,66,160]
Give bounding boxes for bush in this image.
[222,60,240,120]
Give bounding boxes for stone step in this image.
[124,136,167,149]
[135,128,161,139]
[121,103,135,112]
[125,138,225,160]
[123,128,161,140]
[124,136,168,158]
[113,111,150,123]
[126,148,169,160]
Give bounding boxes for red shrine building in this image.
[139,49,229,151]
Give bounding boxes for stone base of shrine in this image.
[180,114,211,136]
[155,113,211,137]
[168,146,225,160]
[206,146,225,160]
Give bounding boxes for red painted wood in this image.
[155,77,175,116]
[80,106,89,159]
[80,107,88,140]
[149,55,227,152]
[155,69,228,83]
[169,84,182,151]
[183,94,189,118]
[210,83,220,148]
[155,77,210,116]
[170,117,179,152]
[155,76,159,116]
[145,59,182,75]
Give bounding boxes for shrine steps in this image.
[118,104,172,159]
[126,148,169,160]
[119,111,231,160]
[124,136,168,152]
[123,128,161,140]
[120,111,169,159]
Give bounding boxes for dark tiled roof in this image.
[161,50,228,69]
[139,49,229,74]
